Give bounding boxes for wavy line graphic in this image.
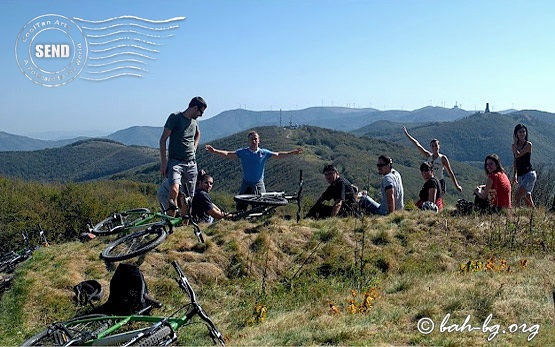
[88,37,162,46]
[80,73,143,81]
[86,30,175,39]
[78,15,185,81]
[80,23,180,31]
[87,59,147,67]
[87,52,157,60]
[86,66,148,74]
[90,44,160,53]
[74,15,185,24]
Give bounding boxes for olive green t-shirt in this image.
[164,112,198,161]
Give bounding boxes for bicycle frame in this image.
[22,261,224,346]
[92,208,203,244]
[0,226,49,273]
[232,170,304,222]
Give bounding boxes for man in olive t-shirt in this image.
[159,96,206,214]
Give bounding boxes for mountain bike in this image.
[231,170,304,222]
[94,206,204,262]
[0,225,49,274]
[21,260,226,346]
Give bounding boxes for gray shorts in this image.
[518,170,537,194]
[167,158,198,197]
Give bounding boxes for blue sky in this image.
[2,0,554,139]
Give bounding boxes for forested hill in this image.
[186,126,483,202]
[0,126,484,203]
[356,111,555,166]
[0,139,158,182]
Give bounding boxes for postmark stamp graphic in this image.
[15,14,88,87]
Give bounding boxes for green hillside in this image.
[358,112,555,167]
[180,126,483,204]
[0,126,485,205]
[1,208,554,346]
[0,139,158,182]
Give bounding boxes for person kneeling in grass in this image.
[191,174,233,223]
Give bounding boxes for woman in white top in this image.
[403,127,463,195]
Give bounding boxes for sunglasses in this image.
[376,163,388,168]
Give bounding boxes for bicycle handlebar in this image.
[171,261,197,304]
[171,260,224,345]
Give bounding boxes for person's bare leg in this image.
[514,187,525,207]
[524,192,535,208]
[167,183,180,217]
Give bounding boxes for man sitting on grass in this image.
[191,173,233,223]
[306,164,357,219]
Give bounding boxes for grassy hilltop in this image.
[1,208,555,346]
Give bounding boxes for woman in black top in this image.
[415,162,442,211]
[512,124,536,208]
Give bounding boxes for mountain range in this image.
[0,125,485,204]
[1,106,478,151]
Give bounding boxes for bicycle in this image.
[231,170,304,222]
[91,206,204,262]
[21,260,226,346]
[0,225,49,274]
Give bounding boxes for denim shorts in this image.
[167,158,198,197]
[518,170,537,194]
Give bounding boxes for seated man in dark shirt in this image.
[306,164,357,219]
[191,174,232,223]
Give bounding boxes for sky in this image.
[2,0,554,139]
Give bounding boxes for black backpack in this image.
[95,263,160,315]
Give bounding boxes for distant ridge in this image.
[0,139,158,182]
[356,111,555,166]
[0,126,485,203]
[2,107,553,152]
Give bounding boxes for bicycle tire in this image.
[100,225,167,262]
[233,194,289,206]
[92,208,151,236]
[129,326,173,346]
[21,314,114,346]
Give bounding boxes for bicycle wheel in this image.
[21,314,115,346]
[92,208,151,236]
[234,194,289,206]
[100,225,167,262]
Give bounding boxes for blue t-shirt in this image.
[235,147,274,184]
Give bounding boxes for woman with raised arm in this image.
[403,126,462,195]
[512,124,536,208]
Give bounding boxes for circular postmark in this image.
[15,14,88,87]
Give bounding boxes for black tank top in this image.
[515,151,533,176]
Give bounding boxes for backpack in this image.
[95,263,160,315]
[73,280,104,307]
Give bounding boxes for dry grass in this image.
[1,208,555,346]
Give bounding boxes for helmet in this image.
[73,280,104,306]
[422,201,439,212]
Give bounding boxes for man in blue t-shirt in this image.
[159,96,206,215]
[205,130,303,210]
